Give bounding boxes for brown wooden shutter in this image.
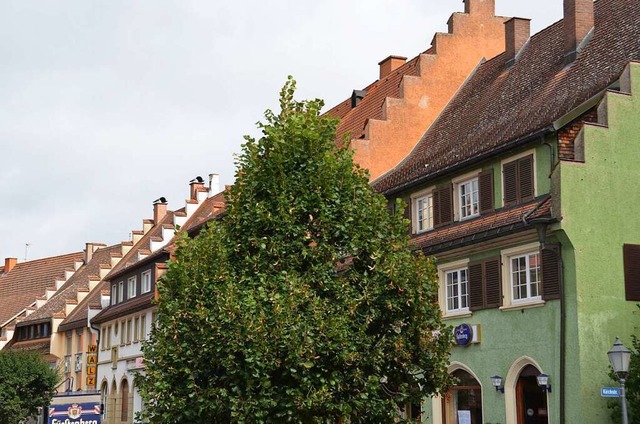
[469,262,484,311]
[518,155,535,201]
[479,169,494,214]
[484,257,502,307]
[541,245,561,300]
[433,184,453,228]
[623,244,640,301]
[503,160,518,206]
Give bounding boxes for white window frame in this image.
[118,281,124,303]
[499,148,537,208]
[437,259,471,319]
[452,169,481,221]
[500,242,545,310]
[411,186,434,234]
[141,270,152,294]
[111,284,117,305]
[128,276,137,299]
[445,268,470,314]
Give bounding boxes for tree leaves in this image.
[138,77,451,423]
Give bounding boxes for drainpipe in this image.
[526,217,565,424]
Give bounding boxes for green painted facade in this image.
[415,63,640,423]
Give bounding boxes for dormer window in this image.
[118,281,124,303]
[128,276,137,299]
[111,284,117,305]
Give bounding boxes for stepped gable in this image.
[0,251,83,327]
[106,210,175,278]
[58,277,110,332]
[374,0,640,194]
[324,0,510,180]
[18,244,121,324]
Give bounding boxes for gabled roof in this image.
[91,292,154,325]
[374,0,640,194]
[57,278,109,332]
[0,252,83,327]
[17,244,121,326]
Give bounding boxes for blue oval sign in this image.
[454,323,473,346]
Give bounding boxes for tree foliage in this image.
[138,77,451,423]
[0,350,59,424]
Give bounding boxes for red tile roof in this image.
[374,0,640,194]
[0,252,83,327]
[411,196,553,255]
[18,245,121,325]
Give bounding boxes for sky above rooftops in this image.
[0,0,561,261]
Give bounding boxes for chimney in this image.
[464,0,495,16]
[4,258,17,273]
[378,55,407,79]
[504,18,531,65]
[153,197,168,224]
[351,90,366,108]
[189,176,205,201]
[208,173,220,196]
[85,243,95,263]
[564,0,594,62]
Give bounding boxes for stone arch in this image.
[432,361,484,424]
[504,356,546,424]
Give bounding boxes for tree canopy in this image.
[138,77,451,423]
[0,350,59,424]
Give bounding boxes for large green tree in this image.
[0,350,59,424]
[139,78,451,423]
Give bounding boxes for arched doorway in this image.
[442,368,483,424]
[516,365,548,424]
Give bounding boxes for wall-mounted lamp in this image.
[537,373,552,392]
[491,375,504,393]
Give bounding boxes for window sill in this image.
[442,310,473,320]
[499,300,545,312]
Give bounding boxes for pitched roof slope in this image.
[0,252,83,326]
[57,278,109,332]
[374,0,640,194]
[18,244,121,325]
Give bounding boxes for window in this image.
[446,268,469,313]
[75,353,83,372]
[457,178,479,219]
[111,284,117,305]
[441,369,483,424]
[133,317,139,342]
[415,194,433,233]
[126,320,132,344]
[510,252,540,302]
[118,281,124,303]
[140,315,147,341]
[503,153,534,206]
[624,244,640,301]
[120,321,126,346]
[142,270,152,294]
[128,276,137,299]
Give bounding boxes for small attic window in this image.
[351,90,366,108]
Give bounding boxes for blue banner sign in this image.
[601,387,621,398]
[48,402,101,424]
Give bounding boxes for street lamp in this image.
[608,337,632,424]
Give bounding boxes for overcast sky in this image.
[0,0,562,262]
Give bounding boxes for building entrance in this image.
[442,369,483,424]
[516,365,548,424]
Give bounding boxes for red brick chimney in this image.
[189,176,205,201]
[378,56,407,79]
[4,257,17,273]
[564,0,594,61]
[504,17,531,64]
[153,197,168,224]
[464,0,495,16]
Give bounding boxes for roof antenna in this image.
[24,243,30,262]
